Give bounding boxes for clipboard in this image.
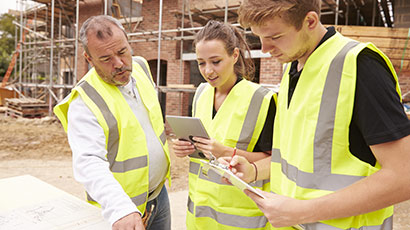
[200,159,267,199]
[200,160,304,230]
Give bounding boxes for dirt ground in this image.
[0,115,409,229]
[0,115,190,194]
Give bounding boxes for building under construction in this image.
[1,0,410,117]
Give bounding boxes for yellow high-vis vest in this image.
[271,32,400,229]
[187,79,273,230]
[54,57,171,214]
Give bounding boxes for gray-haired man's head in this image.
[79,15,128,55]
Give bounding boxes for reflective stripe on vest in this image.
[187,194,268,229]
[134,56,167,144]
[271,41,364,192]
[131,58,167,146]
[237,86,272,150]
[187,195,194,214]
[133,56,154,86]
[300,216,392,230]
[87,190,148,207]
[192,83,207,117]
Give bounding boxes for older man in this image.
[54,15,171,230]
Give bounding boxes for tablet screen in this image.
[166,115,210,158]
[166,115,209,143]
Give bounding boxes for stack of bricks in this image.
[5,98,48,119]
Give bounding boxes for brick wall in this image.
[77,0,103,81]
[130,0,191,115]
[394,0,410,28]
[259,57,282,85]
[399,71,410,95]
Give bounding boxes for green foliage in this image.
[0,13,16,81]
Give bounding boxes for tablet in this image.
[166,115,210,158]
[166,115,210,142]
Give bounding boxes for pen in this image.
[229,147,237,170]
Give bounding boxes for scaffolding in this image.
[3,0,399,116]
[2,0,80,114]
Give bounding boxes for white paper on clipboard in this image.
[200,160,267,199]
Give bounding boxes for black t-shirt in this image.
[288,27,410,166]
[213,78,275,153]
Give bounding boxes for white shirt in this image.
[67,77,168,225]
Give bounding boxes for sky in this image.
[0,0,41,15]
[0,0,17,15]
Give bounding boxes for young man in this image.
[54,15,171,230]
[227,0,410,229]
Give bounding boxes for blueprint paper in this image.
[0,175,110,230]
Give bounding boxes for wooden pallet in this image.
[5,108,47,118]
[0,106,6,114]
[5,98,47,109]
[5,98,48,118]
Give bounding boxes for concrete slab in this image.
[169,190,188,230]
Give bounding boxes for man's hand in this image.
[170,139,196,158]
[244,189,309,228]
[112,212,145,230]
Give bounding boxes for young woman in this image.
[172,20,276,230]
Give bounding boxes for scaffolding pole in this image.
[179,0,185,83]
[74,0,79,85]
[224,0,228,23]
[58,10,63,100]
[156,0,163,95]
[104,0,108,15]
[335,0,339,25]
[19,0,23,93]
[48,0,55,115]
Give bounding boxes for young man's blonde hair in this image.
[238,0,321,30]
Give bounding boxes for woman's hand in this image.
[170,139,196,158]
[192,137,229,158]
